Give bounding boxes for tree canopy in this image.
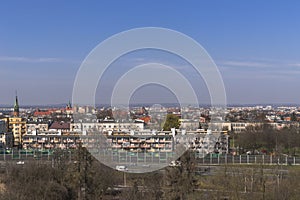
[163,114,180,131]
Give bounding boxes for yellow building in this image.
[3,94,27,147]
[9,117,26,147]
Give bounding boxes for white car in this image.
[16,161,25,165]
[169,160,182,167]
[116,165,128,171]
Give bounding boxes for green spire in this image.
[67,100,72,109]
[14,91,19,113]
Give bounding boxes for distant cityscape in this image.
[1,93,299,156]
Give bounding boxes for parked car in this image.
[16,161,24,165]
[169,160,182,167]
[115,165,128,171]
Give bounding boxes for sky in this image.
[1,1,300,106]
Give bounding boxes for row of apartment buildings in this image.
[0,115,229,154]
[0,112,285,152]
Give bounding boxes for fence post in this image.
[69,150,71,162]
[240,155,242,164]
[285,156,288,166]
[159,152,161,164]
[262,155,264,165]
[255,156,257,164]
[247,155,249,164]
[225,153,227,165]
[218,153,220,165]
[294,157,296,165]
[270,155,272,165]
[232,154,235,164]
[210,153,212,165]
[151,152,153,163]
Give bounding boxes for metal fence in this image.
[0,150,299,166]
[0,149,56,161]
[195,153,300,166]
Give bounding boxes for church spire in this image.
[67,100,72,109]
[13,91,19,117]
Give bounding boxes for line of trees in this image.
[234,124,300,156]
[0,149,197,200]
[0,146,121,200]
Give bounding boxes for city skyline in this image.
[1,1,300,105]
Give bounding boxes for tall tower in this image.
[66,100,72,109]
[13,92,19,117]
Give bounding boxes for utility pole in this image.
[123,172,127,187]
[244,177,247,193]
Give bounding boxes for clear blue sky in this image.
[1,1,300,105]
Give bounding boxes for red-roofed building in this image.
[49,121,70,133]
[138,116,151,124]
[33,110,52,117]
